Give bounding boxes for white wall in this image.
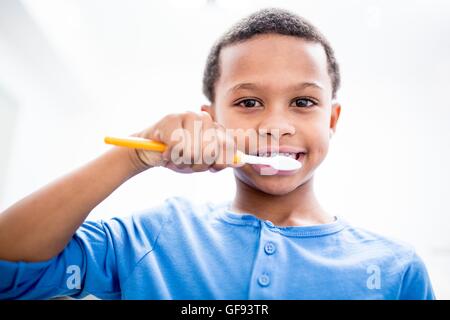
[0,0,449,298]
[0,87,18,201]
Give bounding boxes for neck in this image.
[231,176,334,227]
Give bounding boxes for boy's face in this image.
[204,34,341,195]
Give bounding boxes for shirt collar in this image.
[215,201,348,238]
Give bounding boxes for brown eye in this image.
[237,99,262,108]
[293,98,316,108]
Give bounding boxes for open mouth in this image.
[249,151,307,176]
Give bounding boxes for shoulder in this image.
[130,196,223,227]
[340,224,416,262]
[343,222,431,291]
[74,197,223,269]
[96,196,222,246]
[337,224,418,274]
[340,223,434,298]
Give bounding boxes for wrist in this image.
[107,146,152,178]
[126,147,154,175]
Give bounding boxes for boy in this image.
[0,8,434,299]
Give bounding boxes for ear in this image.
[329,100,341,138]
[200,104,216,120]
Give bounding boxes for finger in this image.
[165,161,194,174]
[201,114,219,167]
[181,112,203,165]
[189,112,218,172]
[144,115,183,163]
[170,127,189,168]
[212,124,236,171]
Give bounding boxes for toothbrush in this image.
[104,136,302,171]
[233,150,302,171]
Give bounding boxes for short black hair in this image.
[202,8,340,102]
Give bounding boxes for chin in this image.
[256,183,300,196]
[235,167,306,196]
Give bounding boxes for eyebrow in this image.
[227,81,324,94]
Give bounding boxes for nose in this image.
[257,109,296,141]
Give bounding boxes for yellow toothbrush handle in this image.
[104,136,167,152]
[105,136,243,165]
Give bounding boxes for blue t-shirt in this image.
[0,196,435,299]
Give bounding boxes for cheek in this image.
[214,107,256,145]
[213,97,235,122]
[214,106,239,129]
[305,122,330,162]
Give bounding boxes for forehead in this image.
[216,34,331,94]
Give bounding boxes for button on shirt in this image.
[264,241,276,255]
[0,197,435,299]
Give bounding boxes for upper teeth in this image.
[259,152,298,158]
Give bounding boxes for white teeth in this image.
[279,152,297,159]
[259,152,298,159]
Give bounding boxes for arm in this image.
[399,251,435,300]
[0,145,150,262]
[0,111,235,263]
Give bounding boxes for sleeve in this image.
[399,251,435,300]
[0,220,122,300]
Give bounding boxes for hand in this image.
[130,111,239,173]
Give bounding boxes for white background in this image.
[0,0,449,298]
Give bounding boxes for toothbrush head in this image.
[265,154,302,171]
[235,151,302,171]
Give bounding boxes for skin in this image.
[204,34,341,226]
[0,33,340,262]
